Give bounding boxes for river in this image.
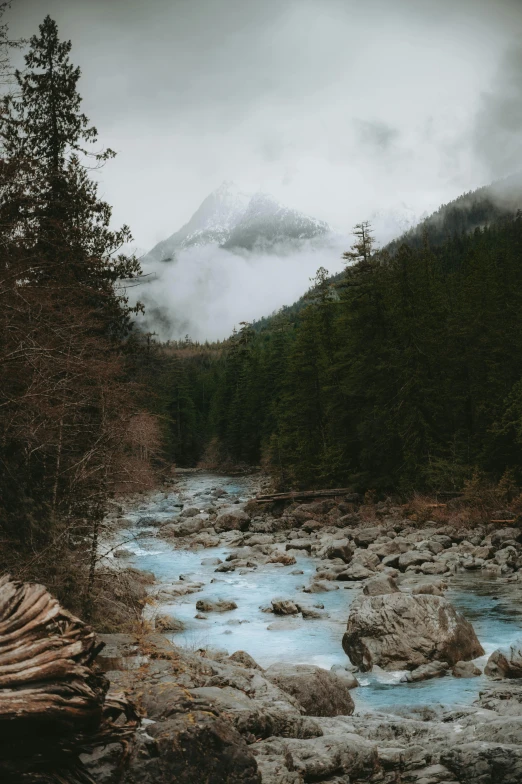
[108,471,522,713]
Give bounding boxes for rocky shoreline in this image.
[88,473,522,783]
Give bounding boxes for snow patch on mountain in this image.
[142,182,331,263]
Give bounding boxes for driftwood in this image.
[0,574,138,783]
[253,488,357,504]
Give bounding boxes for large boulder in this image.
[264,663,355,717]
[362,574,399,596]
[324,539,353,563]
[214,510,250,532]
[353,527,383,548]
[485,639,522,678]
[342,592,484,671]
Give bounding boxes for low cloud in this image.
[132,239,348,342]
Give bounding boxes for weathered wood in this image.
[253,487,357,503]
[0,574,138,783]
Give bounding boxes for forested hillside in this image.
[250,173,522,333]
[155,215,522,494]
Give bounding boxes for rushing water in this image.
[111,472,522,712]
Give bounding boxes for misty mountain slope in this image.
[144,181,251,262]
[251,172,522,333]
[143,182,331,263]
[221,191,329,251]
[385,171,522,254]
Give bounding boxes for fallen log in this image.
[253,488,358,503]
[0,574,138,783]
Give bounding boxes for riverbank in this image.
[89,471,522,783]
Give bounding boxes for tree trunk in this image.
[0,575,138,783]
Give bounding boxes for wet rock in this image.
[494,546,518,568]
[419,561,450,575]
[485,639,522,678]
[452,660,482,678]
[324,539,353,563]
[400,661,449,682]
[196,598,238,613]
[215,562,236,572]
[264,663,355,717]
[398,550,434,571]
[271,599,300,615]
[354,527,383,547]
[431,534,453,548]
[329,664,359,689]
[351,549,381,569]
[268,553,297,565]
[154,613,185,632]
[342,592,484,671]
[491,527,521,547]
[215,509,250,532]
[411,580,447,596]
[123,684,261,784]
[285,538,312,553]
[336,563,375,581]
[201,557,223,566]
[442,741,522,784]
[362,574,399,596]
[304,580,340,593]
[229,650,264,671]
[179,506,201,518]
[296,604,329,620]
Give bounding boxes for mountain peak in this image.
[143,184,330,262]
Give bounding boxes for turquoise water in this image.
[115,473,522,712]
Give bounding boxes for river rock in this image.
[154,613,185,632]
[362,574,399,596]
[304,579,339,593]
[180,506,201,518]
[324,539,353,563]
[330,664,359,689]
[400,661,449,682]
[411,580,447,596]
[453,660,482,678]
[398,550,433,571]
[196,599,238,613]
[214,510,250,532]
[491,527,521,547]
[342,592,484,671]
[264,663,355,717]
[485,639,522,678]
[353,527,383,547]
[336,563,374,581]
[121,683,261,784]
[442,741,522,783]
[229,650,264,671]
[271,599,299,615]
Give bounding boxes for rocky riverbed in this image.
[87,471,522,783]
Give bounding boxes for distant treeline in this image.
[153,211,522,494]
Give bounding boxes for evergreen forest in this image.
[153,215,522,495]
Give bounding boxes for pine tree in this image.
[0,15,141,336]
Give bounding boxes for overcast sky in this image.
[7,0,522,255]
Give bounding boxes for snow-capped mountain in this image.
[222,191,330,252]
[142,182,330,263]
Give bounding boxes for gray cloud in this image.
[474,44,522,179]
[7,0,522,337]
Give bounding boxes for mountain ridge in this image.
[142,182,331,263]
